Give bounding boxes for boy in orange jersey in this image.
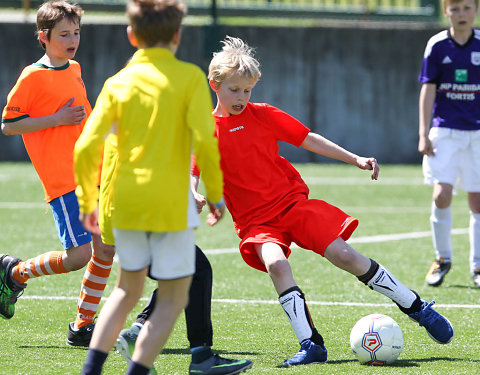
[201,36,455,367]
[0,0,115,347]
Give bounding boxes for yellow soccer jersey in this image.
[75,48,223,232]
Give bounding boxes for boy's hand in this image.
[54,97,86,126]
[356,157,379,180]
[418,135,434,156]
[206,199,225,226]
[79,208,101,235]
[193,191,207,213]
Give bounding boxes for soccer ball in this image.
[350,314,403,365]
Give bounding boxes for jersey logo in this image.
[229,125,245,133]
[455,69,468,82]
[442,56,452,64]
[471,52,480,66]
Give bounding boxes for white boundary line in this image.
[18,295,480,309]
[203,228,469,254]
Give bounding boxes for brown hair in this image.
[126,0,186,47]
[36,1,82,49]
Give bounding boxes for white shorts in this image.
[423,127,480,192]
[113,228,196,280]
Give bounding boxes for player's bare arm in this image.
[418,83,436,156]
[191,174,206,213]
[1,97,85,136]
[301,132,379,180]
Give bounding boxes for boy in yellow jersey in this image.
[0,0,115,346]
[75,1,224,374]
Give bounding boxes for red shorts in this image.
[238,198,358,273]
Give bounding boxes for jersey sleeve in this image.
[259,103,310,146]
[418,38,440,84]
[1,69,33,123]
[74,79,117,214]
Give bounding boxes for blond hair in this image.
[127,0,186,47]
[36,0,83,49]
[208,36,261,86]
[442,0,479,12]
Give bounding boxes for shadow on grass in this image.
[274,356,479,368]
[162,347,257,356]
[448,284,479,291]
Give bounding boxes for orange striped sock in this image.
[75,254,113,328]
[12,251,68,284]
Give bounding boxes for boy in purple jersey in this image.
[418,0,480,288]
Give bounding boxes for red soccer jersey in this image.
[214,102,310,232]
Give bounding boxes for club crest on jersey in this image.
[471,52,480,66]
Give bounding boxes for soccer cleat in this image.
[189,354,253,375]
[0,254,26,319]
[115,326,158,375]
[473,269,480,288]
[408,300,454,344]
[282,339,327,367]
[66,321,94,347]
[425,258,451,287]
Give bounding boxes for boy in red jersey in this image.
[0,0,115,346]
[203,36,455,367]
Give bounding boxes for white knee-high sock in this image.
[469,211,480,274]
[363,262,418,309]
[279,287,323,345]
[431,202,453,262]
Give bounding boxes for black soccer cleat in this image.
[0,254,26,319]
[66,321,95,347]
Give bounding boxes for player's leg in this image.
[0,191,92,319]
[67,235,115,347]
[468,192,480,287]
[425,183,454,286]
[422,127,461,286]
[129,276,191,373]
[82,267,147,375]
[324,238,454,344]
[187,246,253,375]
[255,242,327,367]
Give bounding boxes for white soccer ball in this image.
[350,314,403,365]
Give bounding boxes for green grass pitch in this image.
[0,162,479,374]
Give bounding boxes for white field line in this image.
[303,177,425,186]
[18,295,480,309]
[203,228,469,255]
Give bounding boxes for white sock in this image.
[366,264,417,309]
[279,288,312,343]
[430,202,453,262]
[470,211,480,274]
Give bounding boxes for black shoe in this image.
[189,354,253,375]
[473,269,480,288]
[0,254,26,319]
[425,258,451,287]
[66,321,94,347]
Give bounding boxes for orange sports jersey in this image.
[213,102,310,233]
[2,61,92,202]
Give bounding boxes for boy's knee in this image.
[65,245,92,270]
[266,258,291,278]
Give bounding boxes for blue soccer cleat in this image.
[409,300,454,344]
[282,339,327,367]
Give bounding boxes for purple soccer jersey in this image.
[419,29,480,130]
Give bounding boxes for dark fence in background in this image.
[1,0,440,22]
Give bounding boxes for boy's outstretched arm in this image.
[1,97,86,136]
[301,132,379,180]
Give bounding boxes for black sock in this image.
[82,349,108,375]
[396,290,423,315]
[126,361,150,375]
